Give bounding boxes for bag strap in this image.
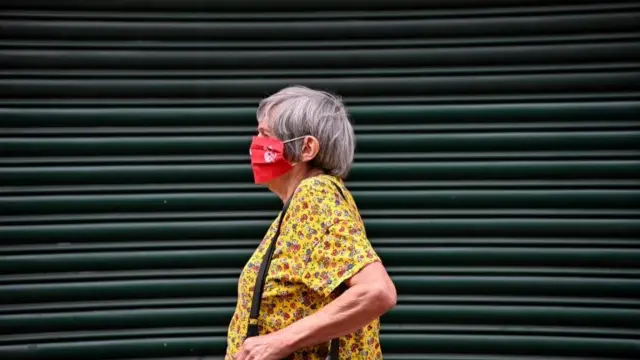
[246,180,347,359]
[246,196,292,337]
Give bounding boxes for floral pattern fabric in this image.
[225,174,383,359]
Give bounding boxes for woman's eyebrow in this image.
[258,127,273,137]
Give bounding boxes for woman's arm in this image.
[281,260,396,349]
[235,261,396,360]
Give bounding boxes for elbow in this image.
[368,282,397,314]
[381,284,398,311]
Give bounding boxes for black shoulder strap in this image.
[246,179,348,359]
[246,197,292,338]
[327,180,346,359]
[330,180,347,202]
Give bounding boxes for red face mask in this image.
[249,135,305,184]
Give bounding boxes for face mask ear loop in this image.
[281,135,307,144]
[281,135,307,166]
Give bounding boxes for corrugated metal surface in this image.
[1,1,639,359]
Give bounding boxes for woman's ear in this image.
[300,136,320,163]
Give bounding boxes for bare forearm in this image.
[276,284,394,352]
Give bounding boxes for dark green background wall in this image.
[1,1,639,359]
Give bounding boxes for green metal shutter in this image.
[1,1,639,359]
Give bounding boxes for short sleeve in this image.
[295,177,381,297]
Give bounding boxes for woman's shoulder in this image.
[295,174,346,199]
[289,174,359,222]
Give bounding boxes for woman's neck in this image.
[272,167,325,204]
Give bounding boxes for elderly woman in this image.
[225,86,397,360]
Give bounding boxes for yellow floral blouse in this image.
[225,174,383,359]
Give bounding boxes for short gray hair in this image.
[257,85,355,179]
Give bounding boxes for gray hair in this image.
[256,85,355,179]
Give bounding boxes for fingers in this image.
[236,344,256,360]
[235,346,246,360]
[236,349,253,360]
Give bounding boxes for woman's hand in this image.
[235,333,291,360]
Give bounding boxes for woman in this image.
[225,86,397,360]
